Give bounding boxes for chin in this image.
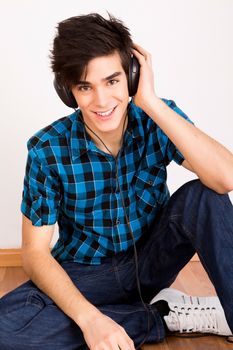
[96,119,123,134]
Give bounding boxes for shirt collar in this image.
[125,100,144,141]
[70,110,91,160]
[70,99,144,161]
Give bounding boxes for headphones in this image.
[53,55,140,108]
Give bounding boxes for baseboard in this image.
[0,249,199,267]
[0,249,22,267]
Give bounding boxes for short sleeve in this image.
[20,144,61,226]
[160,98,195,166]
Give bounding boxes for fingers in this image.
[132,43,152,66]
[97,332,135,350]
[118,327,135,350]
[117,337,135,350]
[133,42,149,57]
[102,337,134,350]
[126,338,135,350]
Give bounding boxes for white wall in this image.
[0,0,232,248]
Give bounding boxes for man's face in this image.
[71,51,129,137]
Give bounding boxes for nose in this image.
[93,87,109,108]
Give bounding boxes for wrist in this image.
[75,302,102,330]
[145,95,161,114]
[136,94,160,117]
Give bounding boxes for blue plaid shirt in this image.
[21,98,194,265]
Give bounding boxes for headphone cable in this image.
[75,108,152,349]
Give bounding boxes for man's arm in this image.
[22,214,99,327]
[144,97,233,194]
[182,159,195,173]
[22,214,135,350]
[131,43,233,194]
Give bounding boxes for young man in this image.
[0,13,233,350]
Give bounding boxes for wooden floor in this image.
[0,262,232,349]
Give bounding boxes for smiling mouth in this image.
[94,106,117,117]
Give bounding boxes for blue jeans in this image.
[0,180,233,349]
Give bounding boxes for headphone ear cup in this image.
[128,55,140,97]
[53,75,78,108]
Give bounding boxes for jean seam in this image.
[113,265,134,303]
[215,194,233,248]
[70,261,135,282]
[169,216,197,242]
[100,306,148,314]
[150,306,165,342]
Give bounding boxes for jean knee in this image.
[170,179,232,222]
[177,179,228,199]
[181,179,207,192]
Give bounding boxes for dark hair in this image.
[50,12,133,88]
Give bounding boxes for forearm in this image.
[144,96,233,193]
[22,250,100,329]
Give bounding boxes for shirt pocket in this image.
[134,166,166,215]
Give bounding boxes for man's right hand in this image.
[80,311,136,350]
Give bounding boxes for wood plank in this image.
[0,249,22,267]
[0,248,55,267]
[0,267,28,297]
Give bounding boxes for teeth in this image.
[96,107,114,116]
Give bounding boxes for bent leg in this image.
[0,256,165,349]
[137,179,233,331]
[0,280,85,350]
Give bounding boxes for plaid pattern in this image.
[21,98,194,265]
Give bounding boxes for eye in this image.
[107,79,119,86]
[77,85,91,92]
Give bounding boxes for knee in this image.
[174,179,232,214]
[181,179,209,192]
[178,179,226,198]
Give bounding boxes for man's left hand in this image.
[131,43,157,111]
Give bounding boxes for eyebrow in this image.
[76,71,122,85]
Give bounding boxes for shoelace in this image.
[165,304,219,333]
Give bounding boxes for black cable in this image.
[75,108,152,349]
[115,160,151,348]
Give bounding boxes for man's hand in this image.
[131,43,157,112]
[81,311,136,350]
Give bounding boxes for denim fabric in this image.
[1,179,233,349]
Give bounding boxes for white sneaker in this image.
[150,288,232,336]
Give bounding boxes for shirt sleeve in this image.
[159,98,195,166]
[20,143,61,226]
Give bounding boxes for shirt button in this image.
[114,219,120,225]
[112,187,120,193]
